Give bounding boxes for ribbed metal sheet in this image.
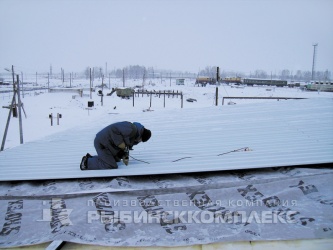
[0,98,332,181]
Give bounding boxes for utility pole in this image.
[1,65,25,151]
[214,67,220,106]
[142,69,146,88]
[90,68,92,99]
[123,68,125,87]
[47,73,50,90]
[16,75,23,144]
[101,75,104,106]
[92,68,94,85]
[21,71,24,98]
[61,68,65,83]
[311,43,318,81]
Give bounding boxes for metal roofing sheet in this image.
[0,98,332,181]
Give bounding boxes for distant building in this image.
[176,78,185,85]
[306,81,333,92]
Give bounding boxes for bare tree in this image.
[280,69,290,80]
[254,70,268,79]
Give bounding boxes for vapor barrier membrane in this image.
[0,167,333,247]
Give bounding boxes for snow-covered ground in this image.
[1,78,332,151]
[1,78,333,248]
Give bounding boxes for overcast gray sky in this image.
[1,0,332,75]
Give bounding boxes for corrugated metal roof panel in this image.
[0,98,332,181]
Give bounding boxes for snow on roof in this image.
[0,98,332,181]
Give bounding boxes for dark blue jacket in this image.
[95,121,144,155]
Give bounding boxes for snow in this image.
[1,78,332,150]
[0,78,332,181]
[1,79,333,248]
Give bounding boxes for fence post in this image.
[181,92,183,108]
[164,91,166,108]
[49,113,53,126]
[57,113,62,125]
[215,87,218,106]
[133,91,135,107]
[150,92,152,108]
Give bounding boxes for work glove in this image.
[118,142,126,150]
[122,148,129,166]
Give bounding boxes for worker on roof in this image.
[80,121,151,170]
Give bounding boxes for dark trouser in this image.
[86,137,118,170]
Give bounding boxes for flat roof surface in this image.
[0,98,332,181]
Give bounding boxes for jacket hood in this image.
[133,122,144,138]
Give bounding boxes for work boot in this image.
[80,155,87,170]
[80,153,92,170]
